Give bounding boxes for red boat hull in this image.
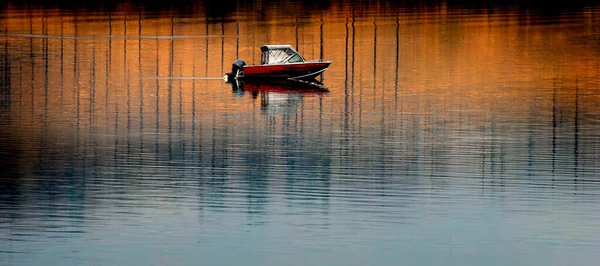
[241,62,331,80]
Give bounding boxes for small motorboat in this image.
[224,44,331,81]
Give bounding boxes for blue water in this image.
[1,1,600,265]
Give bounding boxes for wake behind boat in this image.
[224,44,331,81]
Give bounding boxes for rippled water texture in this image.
[1,1,600,265]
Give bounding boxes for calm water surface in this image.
[1,1,600,265]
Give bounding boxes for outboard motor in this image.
[226,59,246,82]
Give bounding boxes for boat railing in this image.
[308,59,324,62]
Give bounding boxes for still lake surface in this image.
[1,1,600,265]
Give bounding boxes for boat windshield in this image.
[260,45,306,64]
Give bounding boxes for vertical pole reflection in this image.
[295,16,299,50]
[192,21,197,163]
[83,34,98,177]
[343,18,349,144]
[205,21,209,77]
[574,81,579,182]
[195,16,204,220]
[43,9,48,125]
[90,32,96,149]
[179,58,184,159]
[125,13,131,161]
[106,13,112,137]
[527,100,535,179]
[202,18,209,167]
[139,10,144,154]
[168,13,174,162]
[18,31,23,116]
[373,19,377,102]
[352,4,358,140]
[74,14,80,150]
[395,16,399,117]
[38,9,49,169]
[114,13,120,167]
[320,14,324,81]
[2,14,9,111]
[357,14,363,141]
[235,22,239,59]
[221,21,225,74]
[91,30,97,176]
[377,18,386,174]
[60,14,64,108]
[194,20,204,220]
[155,26,160,163]
[552,80,557,180]
[29,11,34,128]
[394,14,404,173]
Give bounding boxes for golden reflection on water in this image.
[1,3,599,155]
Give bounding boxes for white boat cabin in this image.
[260,45,306,65]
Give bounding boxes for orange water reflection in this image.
[1,3,599,157]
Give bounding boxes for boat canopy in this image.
[260,45,306,65]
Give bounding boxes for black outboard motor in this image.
[226,59,246,82]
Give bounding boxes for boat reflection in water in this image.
[228,79,329,116]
